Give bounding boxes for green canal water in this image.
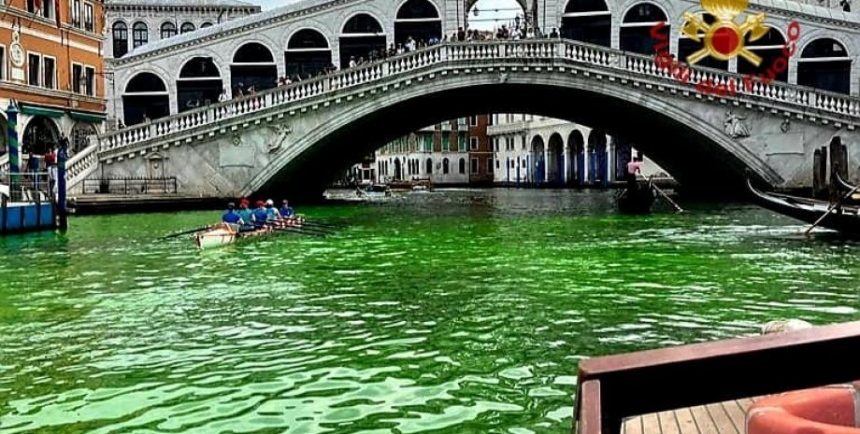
[1,189,859,434]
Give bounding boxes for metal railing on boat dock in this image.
[574,320,860,434]
[82,177,178,195]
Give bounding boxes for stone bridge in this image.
[48,0,860,199]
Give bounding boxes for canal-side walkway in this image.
[624,397,761,434]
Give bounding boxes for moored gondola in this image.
[746,176,860,236]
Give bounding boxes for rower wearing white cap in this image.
[264,199,282,223]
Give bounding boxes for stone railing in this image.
[66,143,100,191]
[96,39,860,157]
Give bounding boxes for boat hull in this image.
[194,218,304,249]
[617,186,655,215]
[746,177,860,236]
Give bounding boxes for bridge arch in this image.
[339,12,387,69]
[245,76,782,200]
[677,12,726,70]
[547,132,564,184]
[177,57,222,113]
[231,41,278,94]
[568,129,586,184]
[797,37,851,95]
[394,0,442,46]
[560,0,611,47]
[739,25,788,82]
[620,2,668,55]
[285,28,332,79]
[122,72,169,125]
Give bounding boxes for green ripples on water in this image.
[1,189,859,433]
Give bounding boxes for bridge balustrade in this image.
[96,39,860,159]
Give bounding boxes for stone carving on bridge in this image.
[780,118,791,133]
[266,124,292,153]
[724,111,751,138]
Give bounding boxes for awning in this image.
[69,110,106,123]
[19,105,64,118]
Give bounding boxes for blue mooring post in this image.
[57,135,69,230]
[6,101,19,202]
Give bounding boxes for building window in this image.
[442,158,449,174]
[0,46,6,81]
[84,66,95,96]
[425,158,433,174]
[470,137,478,150]
[28,0,53,19]
[72,64,83,93]
[458,158,466,174]
[83,2,94,32]
[112,22,128,57]
[423,134,432,152]
[201,22,213,28]
[471,158,478,174]
[180,22,195,33]
[42,56,55,89]
[27,53,40,86]
[132,22,148,48]
[487,114,494,126]
[441,133,450,151]
[160,22,176,39]
[487,158,494,174]
[469,115,478,126]
[458,134,466,152]
[70,0,81,27]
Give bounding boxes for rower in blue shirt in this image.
[279,200,294,218]
[222,202,244,224]
[251,200,269,228]
[264,199,281,222]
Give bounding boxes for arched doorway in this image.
[394,0,442,46]
[547,133,564,185]
[568,130,585,185]
[560,0,610,47]
[797,38,851,95]
[339,13,386,69]
[230,42,278,93]
[737,27,788,82]
[588,130,607,185]
[177,57,222,113]
[442,157,450,174]
[123,72,169,125]
[678,13,727,70]
[70,122,97,154]
[425,157,433,174]
[620,2,668,55]
[22,116,59,156]
[530,135,545,184]
[613,136,632,182]
[285,29,332,79]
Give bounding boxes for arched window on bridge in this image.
[122,72,170,125]
[568,130,585,185]
[394,0,442,47]
[177,57,222,113]
[736,26,788,82]
[797,38,851,95]
[678,13,727,71]
[587,130,607,185]
[620,2,668,55]
[181,22,196,34]
[442,157,449,174]
[231,42,279,93]
[201,22,213,28]
[547,133,564,185]
[112,21,129,58]
[160,22,176,39]
[425,157,433,174]
[560,0,610,47]
[132,21,148,49]
[530,136,545,183]
[285,29,332,79]
[339,13,387,69]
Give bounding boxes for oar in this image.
[652,183,684,213]
[803,183,860,235]
[273,225,330,237]
[160,224,212,239]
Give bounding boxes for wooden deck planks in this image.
[622,397,767,434]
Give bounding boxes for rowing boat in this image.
[194,217,306,249]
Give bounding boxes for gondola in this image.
[746,176,860,236]
[617,182,656,214]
